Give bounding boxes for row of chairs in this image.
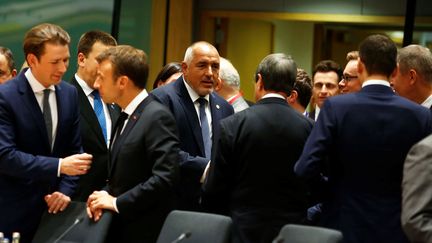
[32,201,343,243]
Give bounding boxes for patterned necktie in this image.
[43,89,52,148]
[92,90,107,143]
[197,98,211,159]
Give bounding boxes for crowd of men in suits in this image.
[2,22,432,243]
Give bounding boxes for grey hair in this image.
[219,57,240,88]
[183,41,218,65]
[398,44,432,83]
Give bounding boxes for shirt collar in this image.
[421,94,432,108]
[362,80,391,88]
[183,76,210,103]
[261,93,285,100]
[75,73,94,97]
[25,68,55,93]
[123,89,149,116]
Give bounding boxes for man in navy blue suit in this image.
[0,23,92,242]
[295,34,432,243]
[151,41,234,211]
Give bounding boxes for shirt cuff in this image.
[113,197,119,213]
[57,159,61,177]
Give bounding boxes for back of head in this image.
[96,45,148,89]
[295,68,313,108]
[219,57,240,88]
[312,60,343,82]
[359,34,397,77]
[255,53,297,96]
[77,30,117,57]
[398,44,432,83]
[0,46,16,73]
[23,23,70,61]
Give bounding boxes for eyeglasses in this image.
[342,75,358,82]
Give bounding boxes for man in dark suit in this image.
[294,34,432,243]
[86,45,180,243]
[70,30,120,201]
[202,53,313,243]
[151,41,234,211]
[0,23,92,242]
[391,44,432,109]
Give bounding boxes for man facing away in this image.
[151,41,234,211]
[70,30,120,201]
[215,57,249,113]
[87,45,180,243]
[202,53,313,243]
[0,23,92,242]
[295,34,432,243]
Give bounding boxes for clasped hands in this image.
[86,190,116,222]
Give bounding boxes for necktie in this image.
[197,98,211,159]
[43,89,52,148]
[111,112,128,150]
[92,90,107,143]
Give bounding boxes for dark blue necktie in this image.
[43,89,52,148]
[198,98,211,159]
[92,90,107,143]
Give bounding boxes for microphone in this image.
[171,231,192,243]
[53,216,83,243]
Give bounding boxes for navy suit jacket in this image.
[69,77,120,201]
[151,77,234,210]
[295,84,432,243]
[106,95,180,242]
[0,69,81,242]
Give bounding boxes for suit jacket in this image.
[69,77,120,201]
[402,133,432,243]
[295,84,432,243]
[0,69,81,242]
[106,95,180,243]
[151,77,234,211]
[202,97,313,243]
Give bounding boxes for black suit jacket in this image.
[106,95,180,242]
[202,97,313,243]
[151,77,234,210]
[69,77,120,201]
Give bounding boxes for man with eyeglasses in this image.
[339,51,362,94]
[0,46,17,84]
[308,60,342,120]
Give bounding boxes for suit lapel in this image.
[17,73,51,151]
[176,80,206,156]
[209,93,222,144]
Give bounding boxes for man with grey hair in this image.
[203,53,313,243]
[392,44,432,109]
[215,57,249,113]
[151,41,234,211]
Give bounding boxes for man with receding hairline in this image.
[152,41,234,211]
[0,46,17,84]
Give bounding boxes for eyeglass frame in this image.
[341,75,358,82]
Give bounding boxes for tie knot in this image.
[43,89,50,96]
[92,90,101,100]
[119,112,129,121]
[197,97,207,106]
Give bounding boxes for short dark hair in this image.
[255,53,297,96]
[359,34,397,77]
[96,45,148,89]
[77,30,117,57]
[312,60,343,82]
[0,46,15,72]
[295,68,312,108]
[153,62,182,89]
[23,23,70,61]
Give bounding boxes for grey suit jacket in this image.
[402,133,432,243]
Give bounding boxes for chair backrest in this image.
[273,224,343,243]
[156,210,232,243]
[32,201,112,243]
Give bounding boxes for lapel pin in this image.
[132,115,137,120]
[216,104,220,109]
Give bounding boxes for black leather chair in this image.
[273,224,343,243]
[156,210,232,243]
[32,201,112,243]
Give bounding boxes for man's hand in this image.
[86,191,115,222]
[60,153,93,176]
[45,191,71,214]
